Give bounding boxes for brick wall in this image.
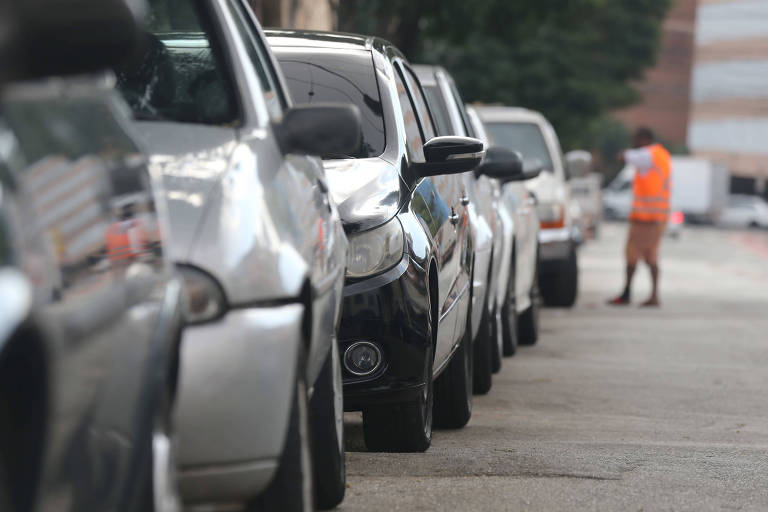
[614,0,698,148]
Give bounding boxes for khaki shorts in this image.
[626,221,665,265]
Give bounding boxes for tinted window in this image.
[394,68,426,161]
[422,85,452,136]
[401,66,436,141]
[116,0,237,125]
[485,122,554,170]
[274,49,385,158]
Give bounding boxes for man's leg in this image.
[609,224,639,305]
[641,223,664,307]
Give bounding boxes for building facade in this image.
[615,0,698,149]
[688,0,768,195]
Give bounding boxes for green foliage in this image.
[337,0,671,150]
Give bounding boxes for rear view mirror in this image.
[565,150,593,179]
[476,147,523,182]
[3,0,140,82]
[417,136,485,177]
[476,148,542,183]
[276,103,362,157]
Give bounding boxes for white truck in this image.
[603,157,729,224]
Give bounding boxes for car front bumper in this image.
[338,254,431,411]
[175,304,304,505]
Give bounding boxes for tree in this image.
[337,0,671,149]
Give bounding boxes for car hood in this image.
[135,122,238,262]
[526,169,566,206]
[323,157,403,233]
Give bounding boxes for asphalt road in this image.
[340,223,768,511]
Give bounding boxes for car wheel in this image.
[540,244,578,308]
[254,356,314,512]
[518,259,541,346]
[362,348,433,452]
[434,298,473,429]
[473,288,493,395]
[310,342,345,510]
[501,254,518,357]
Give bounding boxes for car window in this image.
[422,85,452,136]
[394,67,426,161]
[115,0,238,125]
[448,80,473,137]
[401,66,436,142]
[226,0,284,118]
[274,48,385,158]
[485,122,554,171]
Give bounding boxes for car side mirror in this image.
[275,103,362,157]
[4,0,141,82]
[476,147,523,182]
[565,150,593,179]
[522,158,544,180]
[417,136,485,177]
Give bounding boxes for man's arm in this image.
[624,147,653,175]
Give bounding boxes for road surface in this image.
[341,223,768,511]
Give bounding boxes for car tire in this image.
[255,355,314,512]
[518,259,541,346]
[501,254,518,357]
[310,342,346,510]
[540,244,578,308]
[473,289,494,395]
[434,300,473,429]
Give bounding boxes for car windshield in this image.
[485,122,554,171]
[115,0,238,125]
[274,48,385,158]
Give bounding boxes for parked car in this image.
[414,66,541,395]
[268,29,484,451]
[565,150,603,239]
[465,106,542,359]
[476,107,579,308]
[719,195,768,229]
[0,1,183,510]
[116,2,361,510]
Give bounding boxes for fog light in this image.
[343,342,382,376]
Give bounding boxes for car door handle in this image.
[460,195,470,206]
[449,209,459,226]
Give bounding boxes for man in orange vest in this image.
[609,127,671,307]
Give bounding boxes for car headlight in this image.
[177,265,226,324]
[346,218,405,279]
[538,202,565,229]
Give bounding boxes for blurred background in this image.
[249,0,768,197]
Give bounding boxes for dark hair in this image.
[635,127,655,142]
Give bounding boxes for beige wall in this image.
[249,0,336,30]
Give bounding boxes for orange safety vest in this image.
[630,143,671,223]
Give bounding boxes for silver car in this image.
[476,106,578,308]
[466,106,542,355]
[116,0,360,510]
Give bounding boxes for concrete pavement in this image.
[340,223,768,511]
